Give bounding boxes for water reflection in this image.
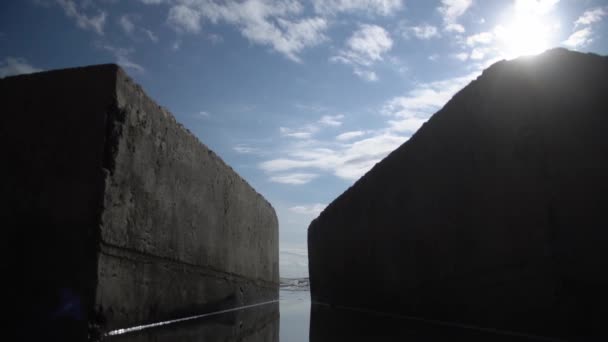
[103,289,566,341]
[309,303,562,342]
[279,289,310,342]
[106,301,279,342]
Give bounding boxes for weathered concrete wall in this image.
[308,48,608,340]
[1,64,278,340]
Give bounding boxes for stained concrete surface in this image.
[0,64,278,341]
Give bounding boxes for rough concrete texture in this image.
[0,64,278,340]
[308,48,608,340]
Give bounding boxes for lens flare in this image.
[495,0,559,59]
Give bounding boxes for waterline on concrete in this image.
[105,299,279,336]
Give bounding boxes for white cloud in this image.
[338,24,393,66]
[336,130,366,141]
[271,173,319,184]
[318,114,344,127]
[466,31,493,46]
[120,14,159,42]
[444,23,465,33]
[168,4,202,33]
[279,114,344,139]
[563,27,593,48]
[259,133,406,180]
[469,47,488,60]
[119,15,135,34]
[470,47,490,61]
[280,125,318,139]
[514,0,559,15]
[332,24,392,81]
[0,57,42,77]
[438,0,471,33]
[140,0,164,4]
[575,7,607,27]
[382,73,475,133]
[428,54,439,61]
[312,0,403,16]
[167,0,328,62]
[233,144,262,154]
[407,24,440,40]
[99,45,145,73]
[289,203,326,215]
[260,72,479,183]
[56,0,106,35]
[451,52,469,61]
[563,6,606,49]
[353,68,378,81]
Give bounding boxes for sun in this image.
[494,1,559,59]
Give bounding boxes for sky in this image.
[2,0,607,278]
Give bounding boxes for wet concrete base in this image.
[107,302,279,342]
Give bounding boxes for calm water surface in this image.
[107,288,564,341]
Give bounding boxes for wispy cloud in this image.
[143,29,159,42]
[466,31,493,46]
[56,0,106,35]
[406,24,440,40]
[233,144,261,154]
[331,24,393,81]
[271,173,319,185]
[318,114,344,127]
[259,71,478,182]
[564,6,606,49]
[99,44,145,73]
[353,68,378,81]
[278,114,343,140]
[119,15,135,34]
[382,72,478,133]
[0,57,42,77]
[574,7,607,27]
[563,27,593,48]
[118,14,159,42]
[280,125,318,139]
[312,0,403,16]
[289,203,326,215]
[336,130,366,141]
[166,0,328,62]
[168,4,202,33]
[259,133,407,180]
[438,0,472,33]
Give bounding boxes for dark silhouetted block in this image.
[308,48,608,340]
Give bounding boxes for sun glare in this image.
[495,1,559,59]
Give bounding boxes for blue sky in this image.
[2,0,607,277]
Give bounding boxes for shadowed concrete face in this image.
[0,64,278,340]
[308,48,608,340]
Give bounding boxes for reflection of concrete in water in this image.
[309,304,565,342]
[106,301,278,342]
